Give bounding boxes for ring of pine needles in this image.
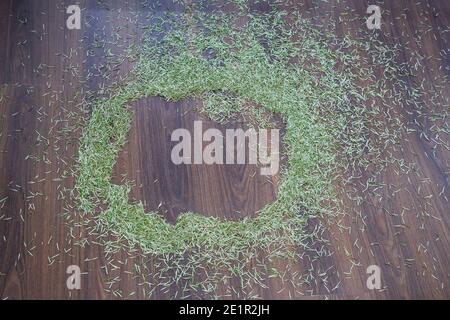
[75,8,406,292]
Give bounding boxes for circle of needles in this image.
[72,4,444,298]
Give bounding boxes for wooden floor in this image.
[113,97,282,224]
[0,0,449,299]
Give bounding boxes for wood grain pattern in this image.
[0,0,449,299]
[112,97,280,223]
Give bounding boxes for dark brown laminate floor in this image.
[0,0,449,299]
[112,96,281,223]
